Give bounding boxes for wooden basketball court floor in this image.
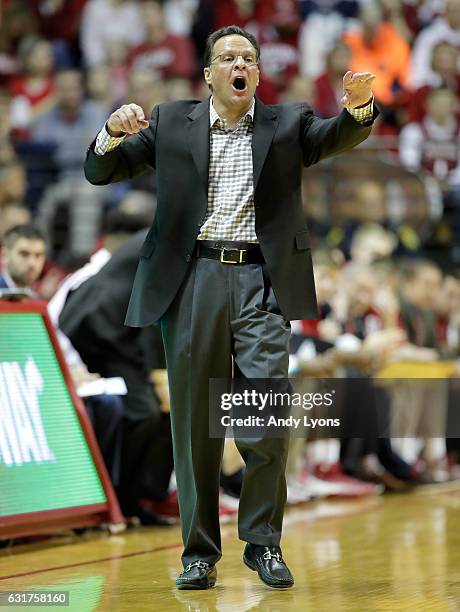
[1,490,460,612]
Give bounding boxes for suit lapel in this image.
[186,97,278,195]
[252,98,278,191]
[187,98,210,196]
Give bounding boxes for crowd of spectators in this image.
[2,0,460,520]
[0,0,459,266]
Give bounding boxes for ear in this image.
[203,67,212,86]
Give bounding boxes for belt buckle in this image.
[220,248,246,264]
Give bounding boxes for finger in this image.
[352,71,373,80]
[123,106,141,132]
[117,110,132,133]
[132,105,149,129]
[340,93,350,108]
[132,104,146,122]
[108,112,124,133]
[343,70,353,87]
[120,107,139,133]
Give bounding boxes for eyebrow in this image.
[215,48,257,55]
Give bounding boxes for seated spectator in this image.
[253,0,301,103]
[0,0,39,85]
[31,0,86,68]
[402,86,460,182]
[213,0,273,36]
[7,36,56,134]
[410,0,460,88]
[380,0,414,43]
[327,179,388,258]
[298,0,358,79]
[126,68,166,119]
[0,159,26,209]
[31,69,109,260]
[0,89,27,207]
[398,259,444,349]
[314,40,352,118]
[342,0,411,108]
[0,223,45,291]
[407,42,460,122]
[129,0,196,79]
[163,0,199,37]
[80,0,145,67]
[440,274,460,356]
[31,69,107,179]
[164,76,195,102]
[391,260,449,479]
[86,64,119,115]
[279,74,313,103]
[105,40,131,102]
[349,223,397,266]
[57,224,176,524]
[0,203,31,243]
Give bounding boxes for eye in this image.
[223,55,234,63]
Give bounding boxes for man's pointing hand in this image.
[107,103,150,136]
[341,71,376,110]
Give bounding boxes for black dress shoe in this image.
[176,561,217,590]
[243,544,294,589]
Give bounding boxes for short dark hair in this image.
[3,224,46,249]
[204,25,260,67]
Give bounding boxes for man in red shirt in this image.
[129,0,196,79]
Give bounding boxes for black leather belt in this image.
[195,240,264,264]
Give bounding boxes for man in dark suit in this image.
[84,25,377,589]
[58,229,174,522]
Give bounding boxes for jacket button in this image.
[186,254,191,262]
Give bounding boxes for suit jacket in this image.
[59,231,165,420]
[84,97,377,326]
[0,274,9,290]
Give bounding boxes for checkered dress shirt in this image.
[197,97,256,242]
[95,98,374,243]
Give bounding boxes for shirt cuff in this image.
[347,98,374,124]
[94,124,126,156]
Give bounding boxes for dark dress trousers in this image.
[84,97,376,566]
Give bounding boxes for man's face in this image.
[204,35,260,110]
[2,238,46,287]
[56,71,82,111]
[413,266,443,309]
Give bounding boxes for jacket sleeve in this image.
[300,103,378,168]
[84,105,159,185]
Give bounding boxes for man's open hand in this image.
[107,103,149,136]
[341,71,376,109]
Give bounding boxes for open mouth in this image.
[232,76,247,92]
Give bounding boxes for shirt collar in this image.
[209,97,255,128]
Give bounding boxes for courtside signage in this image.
[0,312,106,516]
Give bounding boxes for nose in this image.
[233,55,247,70]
